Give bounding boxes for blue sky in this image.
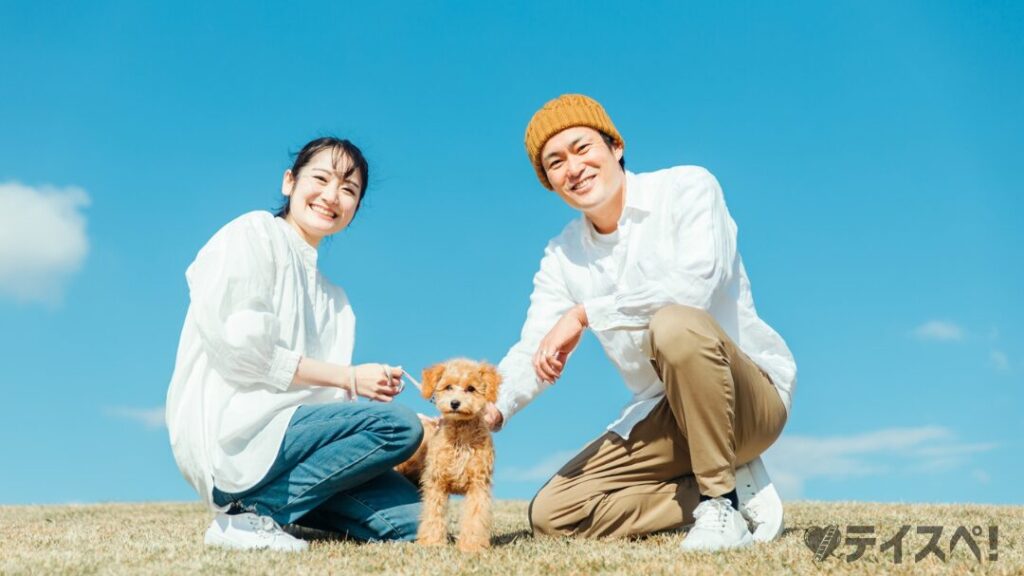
[1,1,1021,506]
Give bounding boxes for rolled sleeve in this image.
[187,217,299,391]
[267,346,302,392]
[582,294,618,332]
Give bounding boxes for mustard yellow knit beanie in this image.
[524,94,624,189]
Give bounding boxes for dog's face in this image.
[421,359,501,421]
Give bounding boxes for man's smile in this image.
[570,174,596,194]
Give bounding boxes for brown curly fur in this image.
[410,358,500,553]
[393,417,437,487]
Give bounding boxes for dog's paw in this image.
[457,537,490,553]
[416,534,447,547]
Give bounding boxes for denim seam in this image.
[285,415,375,435]
[340,491,404,540]
[288,402,394,430]
[218,414,385,503]
[267,416,396,519]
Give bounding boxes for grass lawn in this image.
[0,500,1019,575]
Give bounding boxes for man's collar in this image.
[622,171,653,214]
[582,171,648,242]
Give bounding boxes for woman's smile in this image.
[309,203,337,221]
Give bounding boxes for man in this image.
[484,94,796,551]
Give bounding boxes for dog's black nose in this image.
[450,400,461,410]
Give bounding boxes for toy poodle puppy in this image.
[414,358,500,553]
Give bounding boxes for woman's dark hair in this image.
[599,131,626,170]
[274,137,369,218]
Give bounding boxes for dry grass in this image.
[0,500,1019,575]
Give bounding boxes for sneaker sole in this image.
[736,457,784,543]
[204,531,308,553]
[680,532,754,552]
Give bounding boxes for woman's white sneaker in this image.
[735,456,785,542]
[680,497,754,552]
[204,512,309,552]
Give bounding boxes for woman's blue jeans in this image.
[212,402,424,542]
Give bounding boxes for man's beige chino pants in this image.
[529,305,788,539]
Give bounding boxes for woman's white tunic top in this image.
[166,211,355,508]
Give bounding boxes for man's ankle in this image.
[699,489,739,510]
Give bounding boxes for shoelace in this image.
[260,516,278,532]
[693,499,730,531]
[247,515,284,537]
[742,501,763,527]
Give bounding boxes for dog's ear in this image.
[421,363,446,399]
[478,363,502,403]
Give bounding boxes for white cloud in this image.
[0,181,90,303]
[990,350,1009,371]
[762,426,996,500]
[971,469,991,485]
[912,320,964,341]
[497,450,578,482]
[911,441,999,472]
[106,406,166,429]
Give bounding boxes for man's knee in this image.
[650,305,712,340]
[529,487,570,537]
[650,305,718,366]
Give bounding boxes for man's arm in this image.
[491,240,576,429]
[584,167,738,331]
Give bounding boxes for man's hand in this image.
[483,403,504,431]
[533,304,588,384]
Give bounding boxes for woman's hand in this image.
[292,357,405,401]
[350,363,405,402]
[533,305,588,384]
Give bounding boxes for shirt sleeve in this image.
[583,168,738,331]
[185,215,301,391]
[495,240,577,423]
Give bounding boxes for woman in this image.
[166,137,423,552]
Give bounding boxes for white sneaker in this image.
[204,512,309,552]
[680,497,754,552]
[735,456,784,542]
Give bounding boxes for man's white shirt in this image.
[496,166,796,439]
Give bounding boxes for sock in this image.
[700,488,739,510]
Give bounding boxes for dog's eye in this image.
[466,385,476,393]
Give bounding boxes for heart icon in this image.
[804,525,842,561]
